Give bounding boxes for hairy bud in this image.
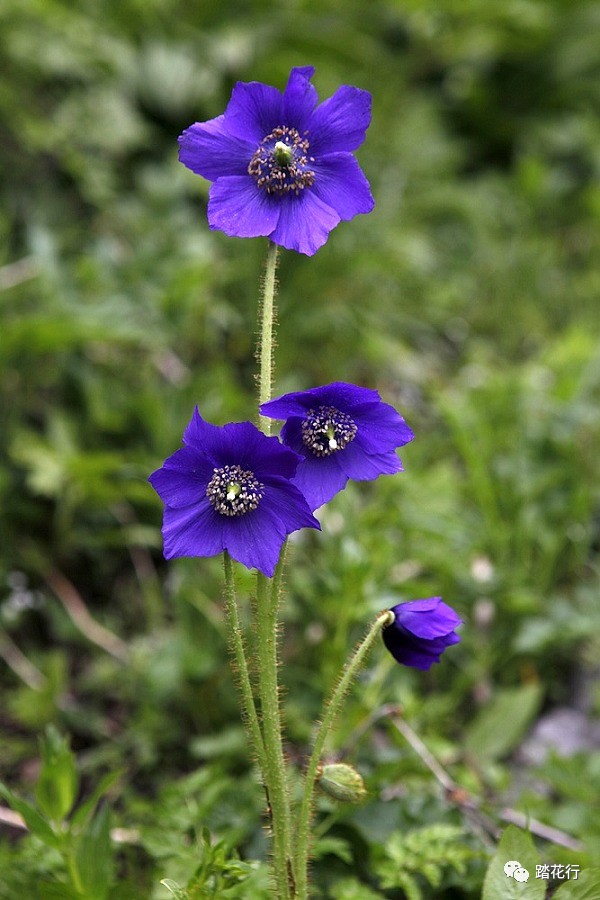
[316,763,366,803]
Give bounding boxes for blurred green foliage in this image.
[1,0,599,896]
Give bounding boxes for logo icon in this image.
[504,860,530,882]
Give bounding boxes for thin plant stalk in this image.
[254,239,293,897]
[256,565,293,898]
[222,552,267,774]
[294,610,394,899]
[258,240,279,435]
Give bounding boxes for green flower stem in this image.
[294,610,395,899]
[222,553,267,774]
[254,239,292,897]
[258,240,279,435]
[256,563,293,899]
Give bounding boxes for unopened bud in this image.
[316,763,366,803]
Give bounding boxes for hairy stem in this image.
[222,553,267,773]
[256,563,293,898]
[258,240,279,434]
[254,239,292,897]
[294,610,394,899]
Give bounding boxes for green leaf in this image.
[38,883,80,900]
[553,869,600,899]
[464,684,543,761]
[74,804,114,900]
[312,835,353,864]
[397,872,422,900]
[482,826,544,900]
[35,726,79,823]
[160,880,188,899]
[70,769,122,830]
[329,878,385,899]
[0,782,61,850]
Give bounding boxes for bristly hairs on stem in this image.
[257,241,279,435]
[293,610,394,899]
[254,240,294,897]
[222,552,267,775]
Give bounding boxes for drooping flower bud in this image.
[316,763,366,803]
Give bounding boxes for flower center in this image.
[206,465,264,517]
[301,406,358,457]
[248,126,316,195]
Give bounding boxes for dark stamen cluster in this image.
[248,126,316,195]
[206,465,264,517]
[301,406,358,457]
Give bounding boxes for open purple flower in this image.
[148,409,320,577]
[178,66,374,255]
[382,598,462,670]
[260,382,414,510]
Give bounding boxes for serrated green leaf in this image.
[464,684,543,761]
[553,869,600,899]
[0,782,61,850]
[397,872,422,900]
[421,861,443,886]
[312,835,353,864]
[482,826,544,900]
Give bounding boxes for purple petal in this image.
[312,153,374,221]
[293,455,349,510]
[207,176,280,239]
[259,479,321,532]
[282,66,318,133]
[223,508,286,577]
[336,444,402,481]
[383,597,462,669]
[308,85,372,154]
[353,401,415,453]
[261,396,313,420]
[183,411,302,478]
[178,117,254,181]
[211,422,299,477]
[183,408,228,456]
[383,629,451,670]
[278,416,305,454]
[162,501,224,560]
[261,382,381,420]
[234,431,301,480]
[394,598,463,639]
[149,446,213,508]
[222,80,283,144]
[269,190,340,256]
[309,382,381,409]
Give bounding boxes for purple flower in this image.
[260,382,414,510]
[148,409,320,577]
[382,598,462,670]
[178,66,374,255]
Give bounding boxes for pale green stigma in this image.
[226,483,240,502]
[273,140,293,167]
[248,125,316,195]
[206,465,264,517]
[301,406,358,457]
